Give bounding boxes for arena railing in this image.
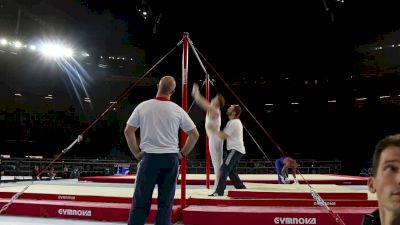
[0,157,341,177]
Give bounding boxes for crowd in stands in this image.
[0,107,130,159]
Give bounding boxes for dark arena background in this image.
[0,0,399,224]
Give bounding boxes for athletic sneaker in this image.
[208,192,223,196]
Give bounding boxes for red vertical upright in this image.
[205,74,211,188]
[180,32,189,208]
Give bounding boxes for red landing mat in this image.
[188,198,377,208]
[0,192,181,205]
[0,191,377,208]
[227,190,368,200]
[79,174,369,185]
[0,192,134,204]
[0,198,180,223]
[182,205,376,225]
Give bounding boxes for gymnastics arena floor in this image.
[0,174,374,225]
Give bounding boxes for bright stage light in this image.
[0,39,7,45]
[14,41,22,48]
[41,43,74,58]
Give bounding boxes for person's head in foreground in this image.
[368,134,400,225]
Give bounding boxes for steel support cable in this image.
[186,41,274,165]
[297,171,346,225]
[0,41,182,215]
[242,124,274,167]
[193,47,287,157]
[193,47,346,225]
[206,80,274,167]
[187,81,206,113]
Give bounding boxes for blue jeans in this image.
[275,157,287,184]
[128,153,179,225]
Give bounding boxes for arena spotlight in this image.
[40,43,74,58]
[13,41,22,48]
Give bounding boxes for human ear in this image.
[367,177,376,193]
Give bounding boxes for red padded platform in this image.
[182,205,376,225]
[227,190,368,200]
[0,198,180,223]
[188,198,377,207]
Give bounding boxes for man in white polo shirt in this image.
[124,75,199,225]
[207,104,246,196]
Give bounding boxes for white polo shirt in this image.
[223,119,245,154]
[126,98,196,154]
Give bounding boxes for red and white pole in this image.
[180,32,189,208]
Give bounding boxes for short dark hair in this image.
[372,134,400,176]
[232,104,241,116]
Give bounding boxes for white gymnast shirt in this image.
[126,98,196,154]
[205,109,221,134]
[223,119,246,154]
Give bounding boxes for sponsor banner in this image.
[274,217,317,224]
[0,199,180,223]
[58,195,76,200]
[182,205,375,225]
[58,208,92,217]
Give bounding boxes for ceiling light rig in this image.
[136,0,152,20]
[0,35,136,66]
[321,0,344,22]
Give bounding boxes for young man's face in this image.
[368,146,400,214]
[226,105,235,116]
